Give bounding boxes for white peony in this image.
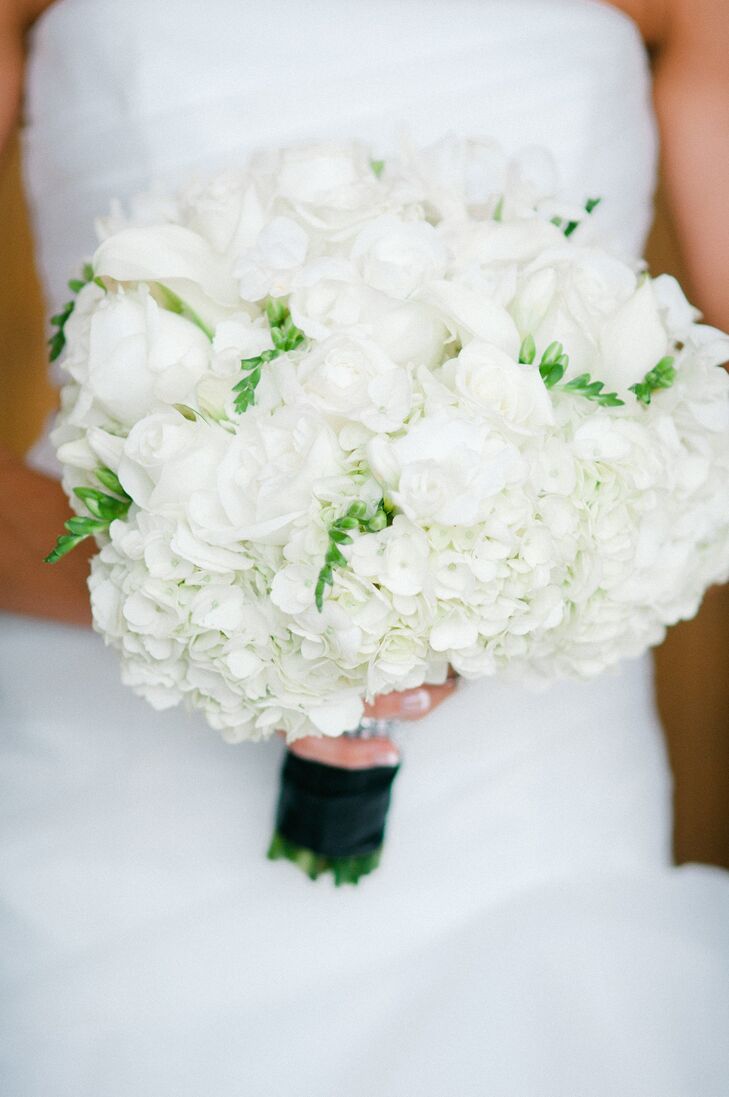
[441,340,554,433]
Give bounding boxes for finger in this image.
[285,734,400,770]
[365,677,458,722]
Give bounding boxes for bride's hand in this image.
[286,676,458,769]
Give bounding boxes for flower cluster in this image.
[50,137,729,741]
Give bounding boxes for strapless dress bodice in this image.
[22,0,657,312]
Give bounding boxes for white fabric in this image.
[3,1,728,1093]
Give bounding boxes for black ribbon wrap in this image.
[274,750,401,859]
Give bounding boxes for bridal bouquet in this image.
[46,137,729,881]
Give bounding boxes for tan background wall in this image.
[2,132,728,867]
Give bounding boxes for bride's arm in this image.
[0,0,93,625]
[652,0,729,331]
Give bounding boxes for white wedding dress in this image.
[2,1,729,1094]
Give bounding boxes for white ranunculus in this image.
[441,341,554,433]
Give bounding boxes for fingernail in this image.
[400,688,432,716]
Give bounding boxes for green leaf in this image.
[493,195,504,222]
[538,342,567,388]
[267,830,383,885]
[266,298,288,329]
[315,499,394,611]
[48,262,101,363]
[370,159,385,179]
[44,533,89,564]
[325,543,348,568]
[73,487,129,521]
[233,361,262,413]
[329,527,354,544]
[153,283,214,341]
[364,503,388,532]
[46,466,131,564]
[95,467,130,499]
[562,372,624,407]
[65,515,109,536]
[540,361,566,388]
[541,341,563,366]
[629,355,676,406]
[233,300,306,414]
[519,334,536,365]
[557,196,602,238]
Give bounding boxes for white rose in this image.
[512,248,636,377]
[292,333,412,431]
[118,410,228,511]
[441,340,554,433]
[271,142,392,238]
[350,215,448,299]
[186,406,345,546]
[182,171,269,256]
[289,259,446,367]
[74,287,211,425]
[368,411,522,526]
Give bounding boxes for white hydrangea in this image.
[50,136,729,742]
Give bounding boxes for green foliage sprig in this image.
[370,159,385,178]
[48,263,106,362]
[315,499,391,611]
[44,467,131,563]
[551,196,602,238]
[562,372,624,407]
[629,355,676,405]
[519,336,624,406]
[233,299,306,414]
